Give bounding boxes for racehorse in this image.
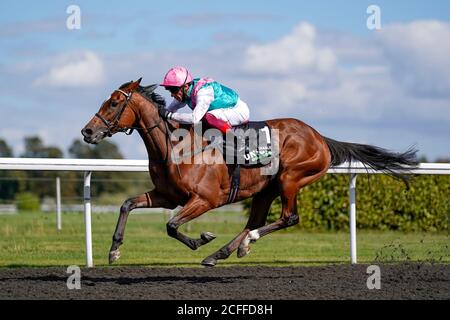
[81,78,417,266]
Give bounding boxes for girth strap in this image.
[227,164,240,204]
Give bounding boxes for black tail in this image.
[324,137,419,184]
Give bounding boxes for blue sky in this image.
[0,0,449,160]
[3,1,450,53]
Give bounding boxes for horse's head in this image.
[81,78,142,144]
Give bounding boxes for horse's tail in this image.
[323,137,419,184]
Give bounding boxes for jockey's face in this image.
[167,84,189,102]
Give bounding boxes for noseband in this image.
[95,89,136,137]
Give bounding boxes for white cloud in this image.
[3,20,449,161]
[319,30,383,65]
[238,19,450,126]
[34,50,105,87]
[272,80,308,107]
[377,20,450,98]
[352,65,389,76]
[243,22,337,75]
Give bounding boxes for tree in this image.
[18,136,64,200]
[21,136,63,158]
[68,139,123,159]
[417,154,428,163]
[46,147,64,158]
[68,139,92,159]
[68,139,128,196]
[0,138,19,200]
[0,138,13,157]
[93,140,123,159]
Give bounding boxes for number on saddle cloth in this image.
[222,121,273,167]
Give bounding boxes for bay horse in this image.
[81,78,417,266]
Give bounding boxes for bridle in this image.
[94,88,181,177]
[96,89,136,137]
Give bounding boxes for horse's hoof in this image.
[237,234,251,258]
[201,232,216,243]
[237,246,250,258]
[109,249,121,264]
[201,257,217,267]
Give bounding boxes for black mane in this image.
[119,81,166,108]
[137,84,166,108]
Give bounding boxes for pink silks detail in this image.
[203,113,232,134]
[190,77,214,108]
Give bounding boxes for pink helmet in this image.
[160,66,193,87]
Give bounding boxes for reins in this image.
[95,88,182,178]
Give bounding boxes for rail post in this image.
[83,171,94,267]
[56,176,61,232]
[349,173,357,264]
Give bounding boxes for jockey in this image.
[159,66,250,135]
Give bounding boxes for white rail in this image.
[0,158,149,172]
[1,157,449,267]
[1,158,449,174]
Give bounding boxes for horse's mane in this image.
[119,81,166,109]
[119,81,183,132]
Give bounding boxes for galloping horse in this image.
[81,78,417,266]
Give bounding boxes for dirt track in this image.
[0,264,448,300]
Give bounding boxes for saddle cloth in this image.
[221,121,273,167]
[199,121,274,203]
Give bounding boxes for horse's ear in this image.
[128,77,142,91]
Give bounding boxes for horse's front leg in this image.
[109,190,175,264]
[166,195,216,251]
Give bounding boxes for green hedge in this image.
[15,192,40,212]
[243,175,449,232]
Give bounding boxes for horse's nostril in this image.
[83,128,93,136]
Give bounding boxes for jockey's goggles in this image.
[165,86,182,94]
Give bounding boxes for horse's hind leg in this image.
[166,195,216,250]
[201,184,279,267]
[239,169,326,253]
[109,190,175,264]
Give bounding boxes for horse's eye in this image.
[111,101,118,108]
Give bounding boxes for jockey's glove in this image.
[159,108,172,120]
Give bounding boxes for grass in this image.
[0,211,448,267]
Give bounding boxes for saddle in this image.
[213,121,275,203]
[175,121,276,203]
[217,121,274,168]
